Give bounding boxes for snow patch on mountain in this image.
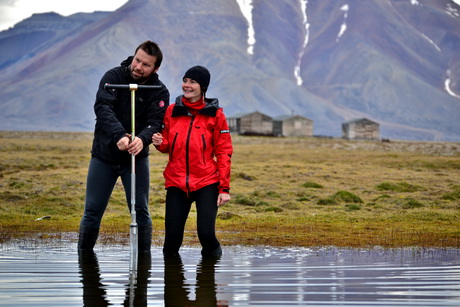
[336,4,349,42]
[445,70,460,99]
[294,0,309,86]
[421,33,441,52]
[236,0,255,54]
[446,2,459,17]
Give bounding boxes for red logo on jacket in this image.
[159,101,165,107]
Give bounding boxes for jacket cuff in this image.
[219,188,230,194]
[114,132,128,143]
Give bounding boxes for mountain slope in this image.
[297,0,460,140]
[0,11,111,70]
[0,0,459,141]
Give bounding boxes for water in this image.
[0,240,459,306]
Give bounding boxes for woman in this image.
[152,66,233,258]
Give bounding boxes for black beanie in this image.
[183,66,211,93]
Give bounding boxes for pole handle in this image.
[104,83,162,90]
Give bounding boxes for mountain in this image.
[0,0,459,141]
[0,11,111,70]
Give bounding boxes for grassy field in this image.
[0,131,459,248]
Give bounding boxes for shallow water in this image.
[0,241,459,306]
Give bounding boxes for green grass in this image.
[376,181,425,192]
[0,131,459,248]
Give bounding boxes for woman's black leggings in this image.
[163,183,220,256]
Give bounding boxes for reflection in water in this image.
[78,250,225,306]
[124,251,151,307]
[79,250,152,307]
[164,255,227,307]
[78,250,110,306]
[1,243,459,306]
[196,257,226,306]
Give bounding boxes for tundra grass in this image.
[0,131,459,248]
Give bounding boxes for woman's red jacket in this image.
[155,96,233,194]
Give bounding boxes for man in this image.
[78,40,170,252]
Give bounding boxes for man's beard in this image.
[130,66,149,83]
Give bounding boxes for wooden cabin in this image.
[273,115,313,137]
[227,111,274,135]
[342,118,380,140]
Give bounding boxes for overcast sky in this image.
[0,0,128,31]
[1,0,460,32]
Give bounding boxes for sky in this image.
[0,0,128,31]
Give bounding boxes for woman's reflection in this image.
[164,255,227,307]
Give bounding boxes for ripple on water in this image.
[0,242,459,306]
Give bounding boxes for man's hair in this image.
[135,40,163,69]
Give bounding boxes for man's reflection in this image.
[124,251,152,306]
[164,255,227,307]
[78,250,152,307]
[78,250,110,306]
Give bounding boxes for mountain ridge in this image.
[0,0,459,141]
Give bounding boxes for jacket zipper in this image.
[170,133,178,162]
[201,134,206,165]
[185,116,195,194]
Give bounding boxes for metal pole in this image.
[104,83,162,90]
[104,83,144,273]
[129,84,138,274]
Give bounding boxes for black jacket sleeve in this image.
[136,79,170,147]
[94,68,128,144]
